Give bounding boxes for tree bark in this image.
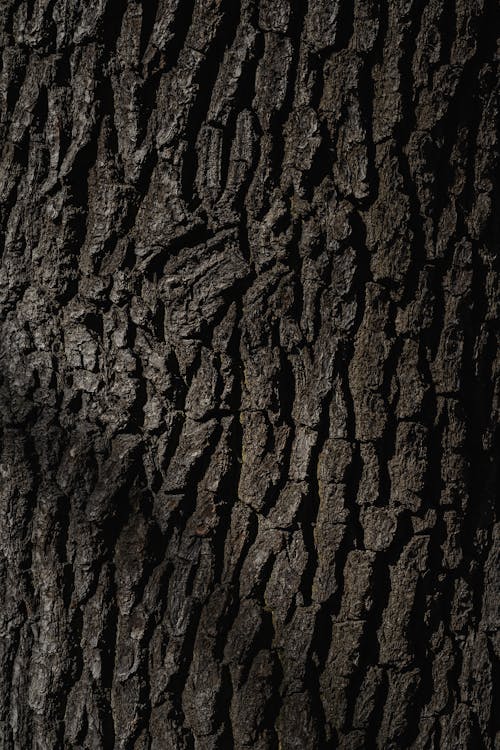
[0,0,499,748]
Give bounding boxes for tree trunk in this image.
[1,0,498,748]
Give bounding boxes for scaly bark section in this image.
[0,1,499,748]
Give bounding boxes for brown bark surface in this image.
[0,0,499,748]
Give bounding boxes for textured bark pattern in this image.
[1,0,499,748]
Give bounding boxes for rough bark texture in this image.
[0,0,499,748]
